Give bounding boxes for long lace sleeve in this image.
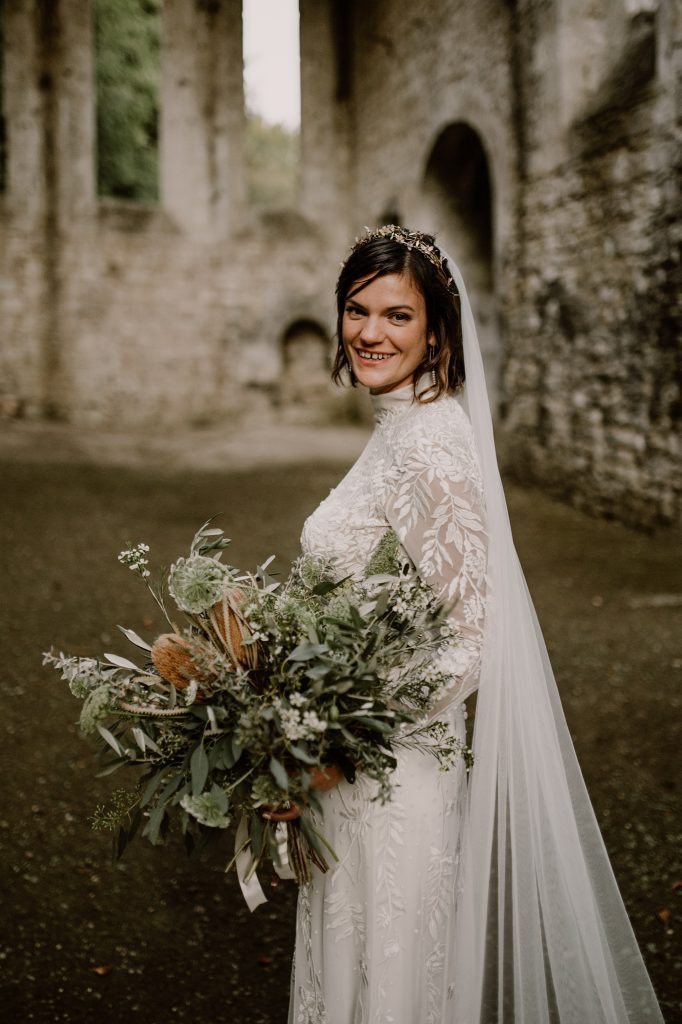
[382,428,488,713]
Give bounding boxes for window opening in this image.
[0,3,5,193]
[94,0,160,201]
[242,0,300,208]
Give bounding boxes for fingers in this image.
[262,802,301,822]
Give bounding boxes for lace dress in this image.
[289,383,488,1024]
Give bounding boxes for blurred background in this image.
[0,0,680,1021]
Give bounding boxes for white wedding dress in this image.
[289,383,488,1024]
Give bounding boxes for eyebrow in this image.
[345,300,416,313]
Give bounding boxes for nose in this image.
[359,316,384,345]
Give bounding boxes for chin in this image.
[352,359,399,388]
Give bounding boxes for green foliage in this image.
[46,519,471,894]
[95,0,160,201]
[90,786,141,831]
[245,114,299,208]
[0,3,5,192]
[365,529,402,577]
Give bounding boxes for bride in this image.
[283,225,663,1024]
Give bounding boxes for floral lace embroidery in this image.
[291,393,488,1024]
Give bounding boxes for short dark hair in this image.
[332,231,464,401]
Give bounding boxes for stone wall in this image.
[0,0,680,525]
[504,0,681,526]
[343,0,681,526]
[0,0,358,429]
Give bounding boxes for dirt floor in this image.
[1,420,680,1023]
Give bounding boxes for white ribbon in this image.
[234,815,295,911]
[235,813,267,912]
[273,822,295,880]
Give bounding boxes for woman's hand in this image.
[262,801,301,822]
[261,764,345,821]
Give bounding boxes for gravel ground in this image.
[1,423,680,1023]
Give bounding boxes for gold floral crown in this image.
[342,224,457,293]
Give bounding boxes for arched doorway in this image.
[418,122,501,415]
[280,318,331,415]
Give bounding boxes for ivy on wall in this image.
[0,3,5,193]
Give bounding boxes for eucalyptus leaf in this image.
[144,801,168,845]
[141,769,167,807]
[209,783,229,813]
[266,824,283,869]
[97,724,123,755]
[269,756,289,792]
[289,744,317,765]
[190,743,209,796]
[104,652,141,671]
[95,758,127,778]
[132,727,160,755]
[288,642,329,662]
[128,808,143,843]
[115,826,129,862]
[132,727,147,753]
[116,625,153,652]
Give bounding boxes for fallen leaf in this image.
[658,908,671,924]
[90,964,113,976]
[257,954,273,966]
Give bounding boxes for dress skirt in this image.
[288,705,468,1024]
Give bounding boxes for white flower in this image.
[302,710,327,734]
[289,692,306,707]
[118,543,151,578]
[79,684,112,734]
[280,707,306,741]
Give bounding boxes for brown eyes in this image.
[344,306,411,323]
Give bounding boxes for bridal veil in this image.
[441,252,664,1023]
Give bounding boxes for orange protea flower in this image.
[208,582,259,671]
[151,633,213,695]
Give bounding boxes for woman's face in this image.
[342,272,432,395]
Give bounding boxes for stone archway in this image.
[418,122,501,415]
[280,318,331,415]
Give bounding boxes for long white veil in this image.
[441,252,664,1023]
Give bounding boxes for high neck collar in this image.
[370,374,432,420]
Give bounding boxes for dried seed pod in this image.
[208,585,258,670]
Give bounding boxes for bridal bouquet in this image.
[44,520,470,907]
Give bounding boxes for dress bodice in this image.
[301,381,488,708]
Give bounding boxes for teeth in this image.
[358,350,393,361]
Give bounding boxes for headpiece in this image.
[342,224,458,293]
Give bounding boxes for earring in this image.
[428,345,437,388]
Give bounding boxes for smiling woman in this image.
[332,228,465,400]
[342,274,430,394]
[286,224,665,1024]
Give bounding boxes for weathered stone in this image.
[0,0,679,526]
